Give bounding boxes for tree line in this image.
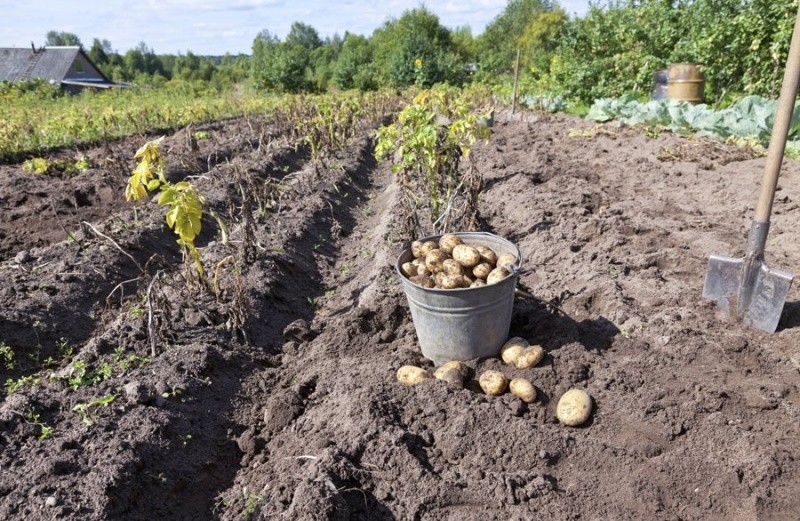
[40,0,800,105]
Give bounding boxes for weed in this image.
[24,409,55,440]
[161,386,183,399]
[192,131,209,140]
[338,263,351,275]
[0,342,15,370]
[5,374,41,395]
[73,394,116,426]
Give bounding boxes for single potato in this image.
[459,274,473,287]
[396,365,432,385]
[439,274,463,289]
[515,345,545,369]
[410,275,435,288]
[442,259,465,276]
[510,378,537,403]
[501,337,529,365]
[479,370,508,396]
[411,240,424,259]
[476,245,498,266]
[420,241,439,256]
[434,361,470,380]
[425,249,448,273]
[556,389,593,426]
[470,279,486,288]
[401,262,417,278]
[452,244,481,268]
[437,368,465,388]
[472,262,493,280]
[496,252,518,270]
[486,267,511,285]
[439,234,463,255]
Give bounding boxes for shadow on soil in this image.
[778,300,800,331]
[511,291,619,352]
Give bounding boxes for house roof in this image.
[0,46,111,83]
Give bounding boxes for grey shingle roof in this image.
[0,46,109,83]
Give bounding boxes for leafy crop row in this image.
[588,95,800,151]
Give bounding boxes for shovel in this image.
[702,6,800,333]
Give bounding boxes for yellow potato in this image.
[433,361,470,379]
[479,370,508,396]
[515,345,544,369]
[438,234,463,255]
[396,365,432,385]
[420,241,438,257]
[501,336,529,365]
[556,389,593,426]
[486,267,511,285]
[425,249,448,273]
[434,272,446,287]
[401,262,417,278]
[412,258,430,278]
[452,244,481,268]
[459,274,473,288]
[439,274,462,289]
[472,262,493,280]
[510,378,537,403]
[410,275,435,288]
[476,245,498,266]
[442,259,465,276]
[470,279,486,288]
[496,252,518,270]
[411,240,424,259]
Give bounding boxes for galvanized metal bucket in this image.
[395,232,522,365]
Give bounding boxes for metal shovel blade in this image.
[703,254,794,333]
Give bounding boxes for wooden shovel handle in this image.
[756,5,800,222]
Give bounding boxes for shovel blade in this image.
[703,254,794,333]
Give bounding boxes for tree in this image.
[88,38,112,65]
[251,29,309,92]
[477,0,555,74]
[285,21,322,51]
[45,30,82,48]
[334,33,377,90]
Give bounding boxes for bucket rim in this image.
[395,231,523,293]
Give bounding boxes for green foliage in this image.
[45,30,82,47]
[334,34,377,91]
[0,342,14,370]
[251,30,311,93]
[549,0,800,104]
[4,374,41,396]
[22,157,49,174]
[73,394,116,426]
[478,0,556,74]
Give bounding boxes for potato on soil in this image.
[442,259,465,276]
[439,234,463,255]
[496,252,518,270]
[420,241,438,257]
[437,368,465,388]
[425,249,448,274]
[487,267,511,285]
[472,262,493,280]
[476,245,498,266]
[556,389,593,426]
[452,244,481,268]
[501,337,529,365]
[434,361,470,380]
[515,345,544,369]
[411,240,424,258]
[470,279,486,288]
[479,370,508,396]
[510,378,537,403]
[401,262,417,278]
[397,365,432,385]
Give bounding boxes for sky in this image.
[1,1,591,56]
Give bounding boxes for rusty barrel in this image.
[667,63,704,104]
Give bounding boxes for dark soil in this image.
[1,109,799,520]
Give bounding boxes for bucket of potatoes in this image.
[395,231,521,365]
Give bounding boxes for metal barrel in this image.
[396,232,522,365]
[667,63,705,104]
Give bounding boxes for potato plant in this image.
[375,85,492,239]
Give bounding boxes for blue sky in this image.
[1,1,591,56]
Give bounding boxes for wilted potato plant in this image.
[375,85,492,239]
